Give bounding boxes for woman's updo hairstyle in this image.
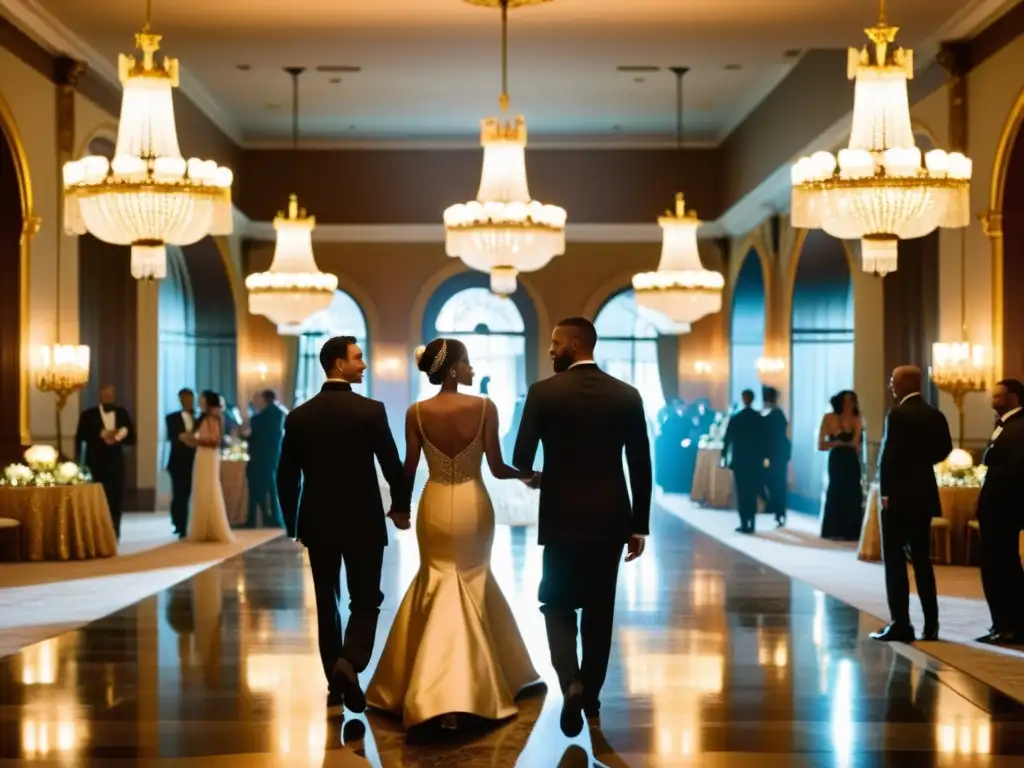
[200,390,221,410]
[415,338,467,386]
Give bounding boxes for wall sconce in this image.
[755,357,785,379]
[693,360,713,376]
[373,353,407,382]
[247,362,270,382]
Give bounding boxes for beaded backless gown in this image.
[366,398,539,727]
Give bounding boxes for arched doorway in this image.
[999,116,1024,379]
[789,231,855,513]
[593,289,666,427]
[0,103,26,460]
[420,271,537,440]
[729,250,766,408]
[293,290,370,404]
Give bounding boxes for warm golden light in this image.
[693,360,713,376]
[756,357,785,377]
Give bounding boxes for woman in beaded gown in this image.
[365,338,541,729]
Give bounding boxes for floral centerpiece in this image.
[933,448,983,488]
[222,437,249,463]
[0,445,91,487]
[698,412,727,451]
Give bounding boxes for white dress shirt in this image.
[899,392,921,405]
[991,406,1021,442]
[181,410,194,433]
[99,405,128,442]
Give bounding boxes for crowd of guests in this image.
[654,398,716,494]
[74,385,287,542]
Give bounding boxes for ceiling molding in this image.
[240,136,720,151]
[238,216,722,244]
[0,0,244,143]
[714,58,804,143]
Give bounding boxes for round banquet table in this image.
[221,460,249,527]
[690,448,734,509]
[0,483,117,561]
[858,482,982,564]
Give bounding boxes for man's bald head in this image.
[890,365,922,401]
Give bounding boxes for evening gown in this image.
[366,399,539,727]
[820,431,864,541]
[187,417,235,543]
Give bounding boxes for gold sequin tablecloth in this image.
[221,460,249,527]
[857,483,981,564]
[0,483,117,561]
[690,448,734,509]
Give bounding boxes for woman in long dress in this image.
[184,390,235,544]
[818,390,865,541]
[366,338,541,729]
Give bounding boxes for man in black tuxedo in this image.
[721,389,765,534]
[871,365,952,643]
[761,386,791,528]
[277,335,410,717]
[245,389,286,528]
[165,387,198,538]
[75,384,135,539]
[514,317,652,737]
[976,378,1024,644]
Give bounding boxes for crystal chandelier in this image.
[245,68,337,334]
[790,0,971,276]
[62,2,232,281]
[443,0,566,297]
[632,69,723,334]
[756,357,785,379]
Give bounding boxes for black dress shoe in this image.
[560,681,585,737]
[990,631,1024,645]
[870,623,915,642]
[331,659,366,713]
[922,626,940,642]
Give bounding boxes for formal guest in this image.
[871,366,952,643]
[761,386,791,528]
[166,387,198,538]
[976,378,1024,645]
[479,375,491,396]
[721,389,765,534]
[656,398,687,493]
[819,390,865,541]
[75,384,136,539]
[245,389,286,528]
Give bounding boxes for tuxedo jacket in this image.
[877,394,953,518]
[762,407,791,465]
[165,411,198,472]
[722,407,765,472]
[75,405,136,471]
[513,364,652,547]
[978,409,1024,516]
[276,381,408,547]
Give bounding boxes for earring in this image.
[450,369,458,378]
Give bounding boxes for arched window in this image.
[730,250,766,409]
[593,289,665,425]
[419,287,526,436]
[293,290,370,405]
[790,231,854,511]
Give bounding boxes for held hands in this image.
[387,508,412,530]
[625,535,646,562]
[179,432,197,447]
[521,472,542,489]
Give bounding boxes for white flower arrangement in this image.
[222,437,249,463]
[933,448,983,488]
[0,456,91,488]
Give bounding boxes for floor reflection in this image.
[1,503,1024,765]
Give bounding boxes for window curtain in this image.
[884,233,939,406]
[656,334,680,403]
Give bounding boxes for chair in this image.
[0,518,22,562]
[965,518,981,565]
[930,517,952,565]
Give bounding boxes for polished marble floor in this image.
[2,507,1024,766]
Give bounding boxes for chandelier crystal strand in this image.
[63,1,232,281]
[790,0,971,275]
[632,67,724,331]
[444,0,567,294]
[244,68,337,334]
